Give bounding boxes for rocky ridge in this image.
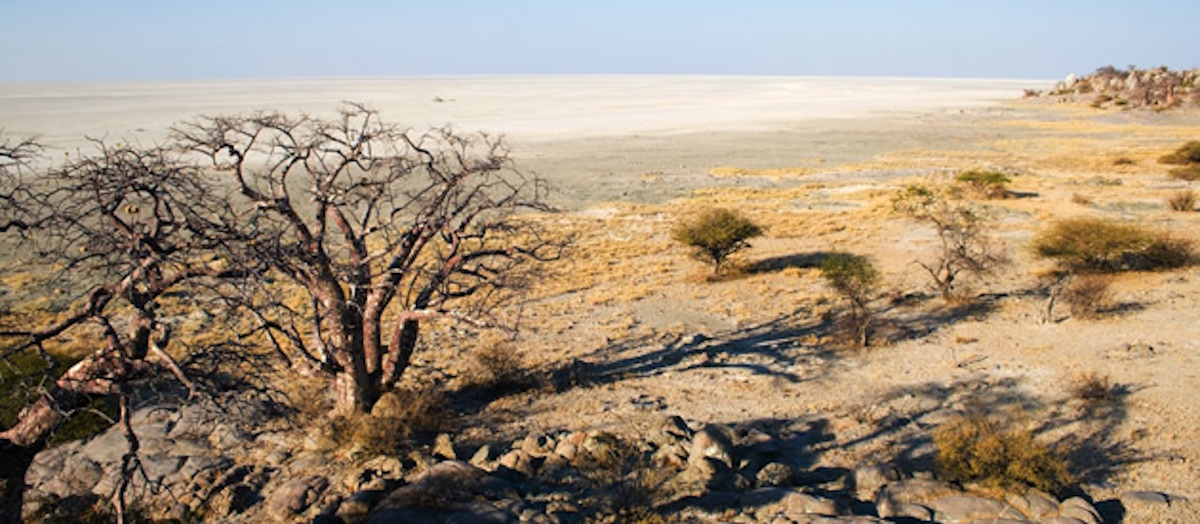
[1033,66,1200,109]
[23,393,1190,523]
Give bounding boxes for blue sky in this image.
[1,0,1195,82]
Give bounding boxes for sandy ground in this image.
[5,77,1198,520]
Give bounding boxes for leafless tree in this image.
[173,104,563,415]
[0,142,248,523]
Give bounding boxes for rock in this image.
[554,431,587,462]
[756,462,796,487]
[1120,490,1171,506]
[373,461,513,514]
[875,479,958,518]
[1006,489,1060,518]
[208,483,260,517]
[928,495,1023,522]
[433,433,457,460]
[266,475,330,519]
[850,464,900,501]
[519,433,555,457]
[690,424,736,469]
[497,449,537,477]
[59,458,103,492]
[472,444,498,467]
[652,441,688,468]
[139,453,185,484]
[658,414,693,443]
[1058,497,1102,524]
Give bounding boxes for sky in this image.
[1,0,1196,82]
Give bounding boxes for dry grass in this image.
[1069,371,1118,405]
[1168,189,1197,212]
[1061,274,1114,319]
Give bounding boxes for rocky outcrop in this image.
[1033,66,1200,109]
[22,401,1191,523]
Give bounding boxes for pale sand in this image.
[0,76,1038,150]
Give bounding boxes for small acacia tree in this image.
[819,253,881,347]
[672,208,763,275]
[173,104,563,415]
[893,184,1005,300]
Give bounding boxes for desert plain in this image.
[3,76,1199,522]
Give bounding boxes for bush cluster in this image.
[934,414,1074,494]
[1033,217,1192,272]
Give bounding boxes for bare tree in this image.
[893,183,1005,300]
[173,104,563,415]
[0,142,247,522]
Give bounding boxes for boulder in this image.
[266,475,329,520]
[690,424,736,469]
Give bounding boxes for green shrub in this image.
[956,171,1012,199]
[934,414,1074,494]
[672,208,763,275]
[893,184,1005,299]
[1159,140,1200,165]
[820,253,881,346]
[1033,217,1192,271]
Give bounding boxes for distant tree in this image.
[893,184,1005,300]
[819,253,881,346]
[671,208,763,275]
[173,104,564,415]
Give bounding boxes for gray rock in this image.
[850,464,900,501]
[658,414,693,443]
[1058,497,1101,524]
[929,495,1023,522]
[59,457,103,492]
[266,475,330,519]
[1036,518,1089,524]
[690,424,736,469]
[1120,490,1170,505]
[1006,489,1061,519]
[139,453,186,484]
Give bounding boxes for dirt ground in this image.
[410,101,1200,517]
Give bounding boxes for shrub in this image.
[956,170,1011,199]
[1069,371,1117,405]
[1169,164,1200,181]
[934,414,1074,494]
[820,253,881,346]
[1112,157,1137,166]
[1033,217,1192,272]
[672,208,763,275]
[1061,274,1113,319]
[1168,189,1197,211]
[1159,140,1200,165]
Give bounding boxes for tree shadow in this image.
[746,252,840,274]
[836,375,1142,494]
[876,292,1002,344]
[547,310,838,393]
